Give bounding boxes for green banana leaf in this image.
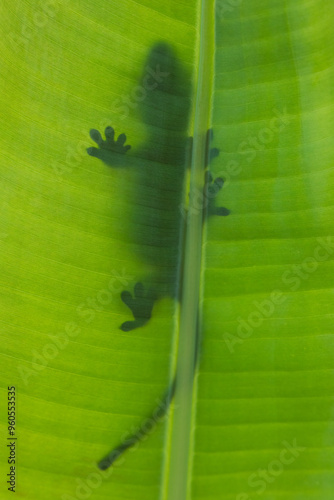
[1,1,334,499]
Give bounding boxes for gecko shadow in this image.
[87,42,229,331]
[86,41,230,470]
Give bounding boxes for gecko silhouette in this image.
[87,42,229,332]
[87,42,229,468]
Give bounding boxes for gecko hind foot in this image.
[205,171,230,217]
[120,283,156,332]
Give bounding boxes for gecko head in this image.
[139,41,192,134]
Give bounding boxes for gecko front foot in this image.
[120,283,156,332]
[87,127,131,166]
[205,171,230,216]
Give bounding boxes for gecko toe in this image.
[87,146,99,157]
[210,147,220,161]
[121,320,138,332]
[205,171,213,184]
[90,129,103,145]
[134,282,144,298]
[105,126,115,141]
[214,207,230,216]
[116,133,127,146]
[212,177,224,192]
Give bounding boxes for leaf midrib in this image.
[163,1,215,499]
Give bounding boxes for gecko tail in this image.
[97,378,176,470]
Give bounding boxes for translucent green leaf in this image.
[1,1,333,499]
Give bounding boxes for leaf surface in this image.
[0,1,333,499]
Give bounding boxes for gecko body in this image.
[87,42,229,331]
